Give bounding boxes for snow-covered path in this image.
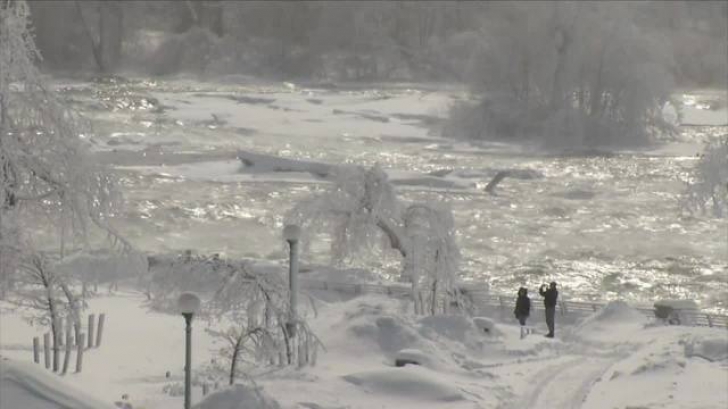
[506,355,615,409]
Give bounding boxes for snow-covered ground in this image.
[2,289,727,408]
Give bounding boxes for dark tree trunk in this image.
[99,1,123,72]
[229,335,243,385]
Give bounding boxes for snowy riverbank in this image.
[2,286,727,409]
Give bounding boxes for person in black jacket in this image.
[514,287,531,326]
[539,282,558,338]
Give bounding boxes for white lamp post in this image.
[178,292,201,409]
[283,224,301,364]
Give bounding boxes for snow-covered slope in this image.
[0,359,115,409]
[2,291,726,409]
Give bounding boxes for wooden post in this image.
[76,333,85,373]
[57,320,64,347]
[592,304,597,312]
[707,314,713,328]
[66,316,74,346]
[96,314,105,347]
[43,333,50,369]
[202,383,209,396]
[74,321,81,348]
[62,330,72,375]
[298,335,306,368]
[52,322,60,372]
[87,314,95,348]
[33,337,40,364]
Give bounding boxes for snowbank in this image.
[349,315,423,355]
[394,349,433,368]
[342,367,463,402]
[0,359,114,409]
[192,384,281,409]
[572,301,649,343]
[586,301,648,324]
[54,251,148,284]
[684,335,728,362]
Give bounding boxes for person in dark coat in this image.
[539,281,558,338]
[514,287,531,326]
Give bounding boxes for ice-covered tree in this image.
[287,165,462,314]
[446,2,678,147]
[146,251,323,380]
[0,0,128,296]
[208,258,323,382]
[682,137,728,218]
[11,253,78,372]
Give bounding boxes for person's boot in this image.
[545,333,554,338]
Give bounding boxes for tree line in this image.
[26,1,728,88]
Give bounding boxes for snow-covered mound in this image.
[349,314,423,355]
[587,301,648,324]
[395,349,434,368]
[418,315,501,346]
[684,335,728,362]
[342,367,464,402]
[571,301,649,344]
[0,359,114,409]
[192,384,281,409]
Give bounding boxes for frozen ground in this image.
[1,289,727,409]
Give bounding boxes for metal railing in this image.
[299,278,728,329]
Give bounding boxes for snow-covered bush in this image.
[446,2,677,148]
[682,137,728,217]
[144,251,228,310]
[207,257,323,382]
[145,251,323,382]
[287,165,463,315]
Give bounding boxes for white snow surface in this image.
[2,291,727,409]
[192,384,281,409]
[0,359,115,409]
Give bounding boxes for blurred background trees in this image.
[16,0,728,148]
[24,1,726,87]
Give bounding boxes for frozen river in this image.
[55,77,727,313]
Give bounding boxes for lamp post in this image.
[283,224,301,364]
[178,292,201,409]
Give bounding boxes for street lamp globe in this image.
[177,292,201,315]
[283,224,302,242]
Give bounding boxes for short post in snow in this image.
[96,313,105,348]
[87,314,95,348]
[43,333,51,369]
[283,224,301,365]
[62,330,72,375]
[178,292,201,409]
[75,333,85,373]
[33,337,40,364]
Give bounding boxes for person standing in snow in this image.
[514,287,531,326]
[514,287,531,339]
[539,282,558,338]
